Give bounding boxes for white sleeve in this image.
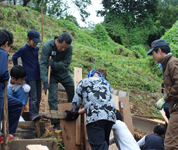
[109,137,115,145]
[137,135,146,147]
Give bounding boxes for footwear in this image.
[53,123,61,131]
[32,115,40,121]
[0,135,3,144]
[0,134,14,144]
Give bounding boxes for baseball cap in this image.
[147,39,169,55]
[27,30,43,43]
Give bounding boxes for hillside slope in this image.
[0,3,164,117]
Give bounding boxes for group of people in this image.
[0,27,177,150]
[0,29,74,142]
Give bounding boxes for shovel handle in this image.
[45,56,52,113]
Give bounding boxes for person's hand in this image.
[65,110,79,121]
[22,84,31,92]
[43,82,50,94]
[48,59,54,67]
[155,98,166,110]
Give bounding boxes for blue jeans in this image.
[27,80,41,120]
[7,88,29,106]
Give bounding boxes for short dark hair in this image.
[10,65,26,80]
[115,110,123,121]
[58,32,72,44]
[153,125,164,136]
[153,46,170,54]
[0,29,13,47]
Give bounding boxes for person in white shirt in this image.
[109,110,141,150]
[8,65,31,121]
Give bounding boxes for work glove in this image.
[22,84,31,93]
[65,110,79,121]
[43,82,50,94]
[48,58,54,67]
[155,98,166,110]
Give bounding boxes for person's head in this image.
[55,32,72,52]
[147,39,170,63]
[115,110,123,121]
[27,30,42,48]
[10,65,26,85]
[152,125,164,137]
[87,70,104,78]
[0,29,13,52]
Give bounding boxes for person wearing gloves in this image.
[65,70,116,150]
[12,30,43,121]
[147,39,178,150]
[8,65,31,121]
[40,32,74,131]
[109,110,141,150]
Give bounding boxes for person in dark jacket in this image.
[137,125,165,150]
[147,39,178,150]
[12,30,43,121]
[0,29,22,140]
[40,32,74,131]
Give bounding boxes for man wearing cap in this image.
[147,39,178,150]
[40,32,74,131]
[12,30,43,121]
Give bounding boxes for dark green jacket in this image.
[40,38,73,83]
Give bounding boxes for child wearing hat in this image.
[12,30,43,120]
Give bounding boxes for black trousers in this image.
[86,120,114,150]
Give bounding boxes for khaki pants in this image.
[165,111,178,150]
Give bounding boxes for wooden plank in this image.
[3,81,9,150]
[58,98,68,104]
[112,95,119,110]
[84,114,91,150]
[132,115,164,134]
[9,139,57,150]
[14,121,45,139]
[58,103,81,150]
[109,95,119,150]
[120,97,134,135]
[26,145,49,150]
[118,91,129,97]
[50,110,66,119]
[109,130,117,150]
[74,67,82,146]
[36,121,41,138]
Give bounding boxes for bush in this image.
[130,45,147,58]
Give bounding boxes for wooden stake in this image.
[3,81,9,150]
[41,6,43,41]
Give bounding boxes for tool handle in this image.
[45,56,52,113]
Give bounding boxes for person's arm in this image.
[164,63,178,102]
[109,137,115,145]
[137,135,146,147]
[12,47,24,66]
[53,45,73,70]
[71,81,83,113]
[0,52,9,81]
[40,45,51,83]
[78,108,85,114]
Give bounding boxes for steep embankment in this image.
[0,3,164,117]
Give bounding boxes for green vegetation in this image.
[0,3,170,118]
